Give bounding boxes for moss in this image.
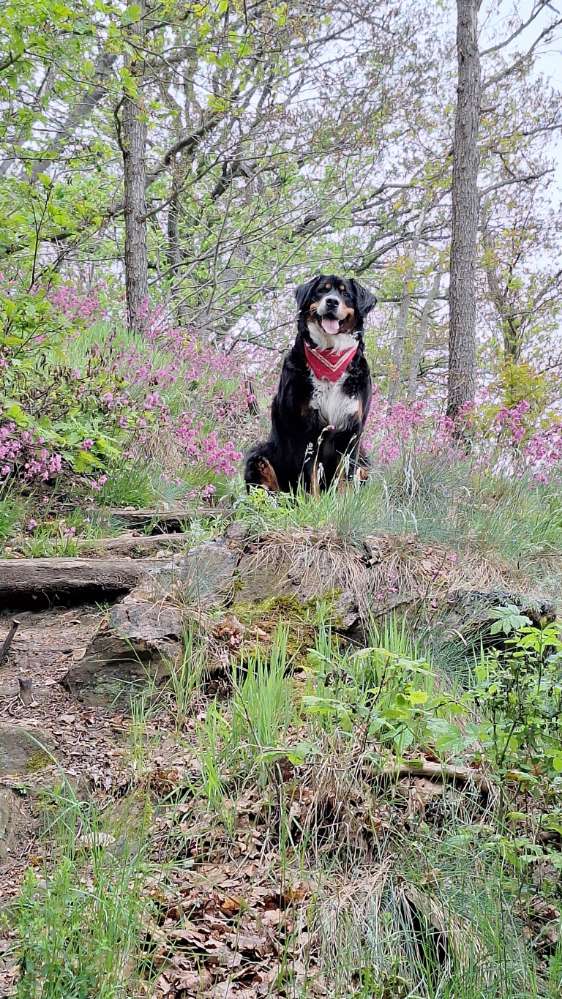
[228,593,341,669]
[26,749,52,773]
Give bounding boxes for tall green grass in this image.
[14,783,153,999]
[229,623,296,782]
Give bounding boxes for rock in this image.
[0,723,54,777]
[437,589,556,650]
[333,589,361,631]
[181,540,238,606]
[231,537,388,631]
[62,590,184,707]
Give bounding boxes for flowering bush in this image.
[2,276,560,509]
[362,392,561,484]
[1,282,261,497]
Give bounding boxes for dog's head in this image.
[295,274,376,344]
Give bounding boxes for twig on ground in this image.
[0,619,20,668]
[371,758,491,792]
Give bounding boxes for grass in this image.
[310,834,541,998]
[8,604,562,998]
[167,625,206,729]
[237,457,562,575]
[5,446,561,997]
[95,463,162,509]
[14,782,153,999]
[229,623,296,781]
[0,490,27,547]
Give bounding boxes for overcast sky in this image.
[484,1,561,192]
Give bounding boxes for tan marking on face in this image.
[337,308,356,333]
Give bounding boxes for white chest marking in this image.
[310,374,360,428]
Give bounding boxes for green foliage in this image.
[15,785,152,999]
[0,490,26,544]
[229,623,296,781]
[0,285,141,490]
[488,603,533,636]
[304,617,467,758]
[474,621,562,775]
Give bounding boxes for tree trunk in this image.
[447,0,482,422]
[406,270,443,402]
[121,4,148,332]
[388,208,426,404]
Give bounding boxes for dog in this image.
[244,274,376,493]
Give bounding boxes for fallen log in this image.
[76,533,191,557]
[372,759,491,792]
[0,557,176,608]
[104,506,225,532]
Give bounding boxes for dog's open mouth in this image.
[320,317,343,335]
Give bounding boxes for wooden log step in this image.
[0,557,177,608]
[104,506,226,532]
[76,533,191,557]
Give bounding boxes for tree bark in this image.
[121,3,148,332]
[0,557,173,607]
[406,270,443,402]
[447,0,482,422]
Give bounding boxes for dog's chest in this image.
[309,373,360,428]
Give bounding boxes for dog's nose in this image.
[325,297,339,309]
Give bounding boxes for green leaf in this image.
[72,450,102,472]
[3,402,29,426]
[121,3,141,25]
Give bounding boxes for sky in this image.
[483,1,561,192]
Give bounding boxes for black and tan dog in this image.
[244,274,376,493]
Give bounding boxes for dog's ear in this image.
[349,279,376,318]
[295,277,318,312]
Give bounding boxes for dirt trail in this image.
[0,601,137,988]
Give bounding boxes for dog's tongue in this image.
[321,318,340,336]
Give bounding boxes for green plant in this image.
[474,621,562,773]
[15,784,152,999]
[168,625,206,729]
[0,489,26,545]
[303,618,467,758]
[229,623,296,781]
[197,699,231,817]
[95,463,159,508]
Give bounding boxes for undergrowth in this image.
[14,784,154,999]
[5,466,562,997]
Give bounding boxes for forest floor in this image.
[0,493,561,999]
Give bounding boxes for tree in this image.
[447,0,482,423]
[119,2,148,332]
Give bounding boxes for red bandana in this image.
[304,342,358,382]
